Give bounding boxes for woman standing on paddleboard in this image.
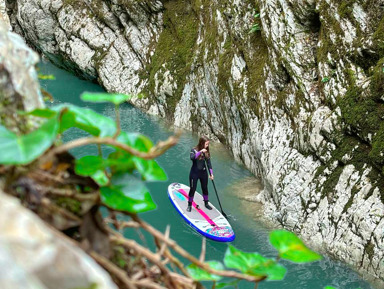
[187,136,214,212]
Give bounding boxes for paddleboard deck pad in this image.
[168,183,235,242]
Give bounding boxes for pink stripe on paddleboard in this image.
[178,189,217,227]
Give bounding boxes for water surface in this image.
[38,60,375,289]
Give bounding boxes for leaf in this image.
[133,158,167,181]
[52,104,117,137]
[75,156,105,176]
[324,287,337,289]
[224,245,286,281]
[269,230,322,263]
[100,173,156,213]
[81,92,132,105]
[117,132,167,181]
[186,261,224,281]
[0,118,59,165]
[118,132,154,152]
[216,279,240,289]
[20,108,57,118]
[107,150,135,174]
[38,73,55,80]
[75,156,109,186]
[91,170,109,186]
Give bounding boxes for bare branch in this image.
[130,215,265,282]
[90,251,138,289]
[158,225,170,257]
[44,187,98,202]
[43,131,181,162]
[109,232,180,289]
[199,238,206,263]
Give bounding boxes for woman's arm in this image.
[190,149,201,160]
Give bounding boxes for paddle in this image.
[203,154,228,219]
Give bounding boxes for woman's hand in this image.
[209,174,214,180]
[201,148,207,153]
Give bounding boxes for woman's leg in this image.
[200,172,212,210]
[187,171,198,211]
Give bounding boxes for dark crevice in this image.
[350,49,380,75]
[310,11,321,33]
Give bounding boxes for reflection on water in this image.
[38,60,377,289]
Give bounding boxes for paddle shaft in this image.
[203,154,228,218]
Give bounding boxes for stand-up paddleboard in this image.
[167,183,235,242]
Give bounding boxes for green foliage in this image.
[100,173,156,213]
[249,11,261,34]
[188,231,322,287]
[1,93,167,215]
[81,92,132,105]
[224,245,286,280]
[321,77,330,83]
[216,279,240,288]
[28,105,117,137]
[54,105,117,137]
[0,117,59,165]
[75,155,109,186]
[38,73,56,80]
[270,230,322,263]
[187,261,224,281]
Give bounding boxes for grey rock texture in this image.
[0,18,43,132]
[0,190,118,289]
[7,0,384,283]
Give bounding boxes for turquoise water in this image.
[38,60,376,289]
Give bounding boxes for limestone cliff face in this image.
[6,0,384,282]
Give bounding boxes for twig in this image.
[109,232,179,289]
[113,104,121,139]
[44,187,98,202]
[120,221,141,229]
[199,238,206,263]
[41,198,82,222]
[158,225,170,257]
[130,215,265,282]
[30,170,66,184]
[90,251,138,289]
[42,131,181,162]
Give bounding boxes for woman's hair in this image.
[195,136,210,158]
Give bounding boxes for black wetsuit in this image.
[188,148,213,203]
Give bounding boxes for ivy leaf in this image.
[81,92,132,105]
[224,245,286,281]
[52,104,116,137]
[216,279,240,289]
[100,173,156,213]
[91,170,109,186]
[118,132,154,152]
[38,73,55,80]
[75,156,105,176]
[133,158,167,181]
[116,132,166,181]
[187,261,224,281]
[107,150,135,174]
[20,108,57,118]
[0,118,59,165]
[75,156,109,186]
[269,230,322,263]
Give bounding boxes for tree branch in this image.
[130,215,265,282]
[43,131,181,162]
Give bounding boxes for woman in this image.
[187,136,214,212]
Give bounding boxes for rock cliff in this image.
[5,0,384,283]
